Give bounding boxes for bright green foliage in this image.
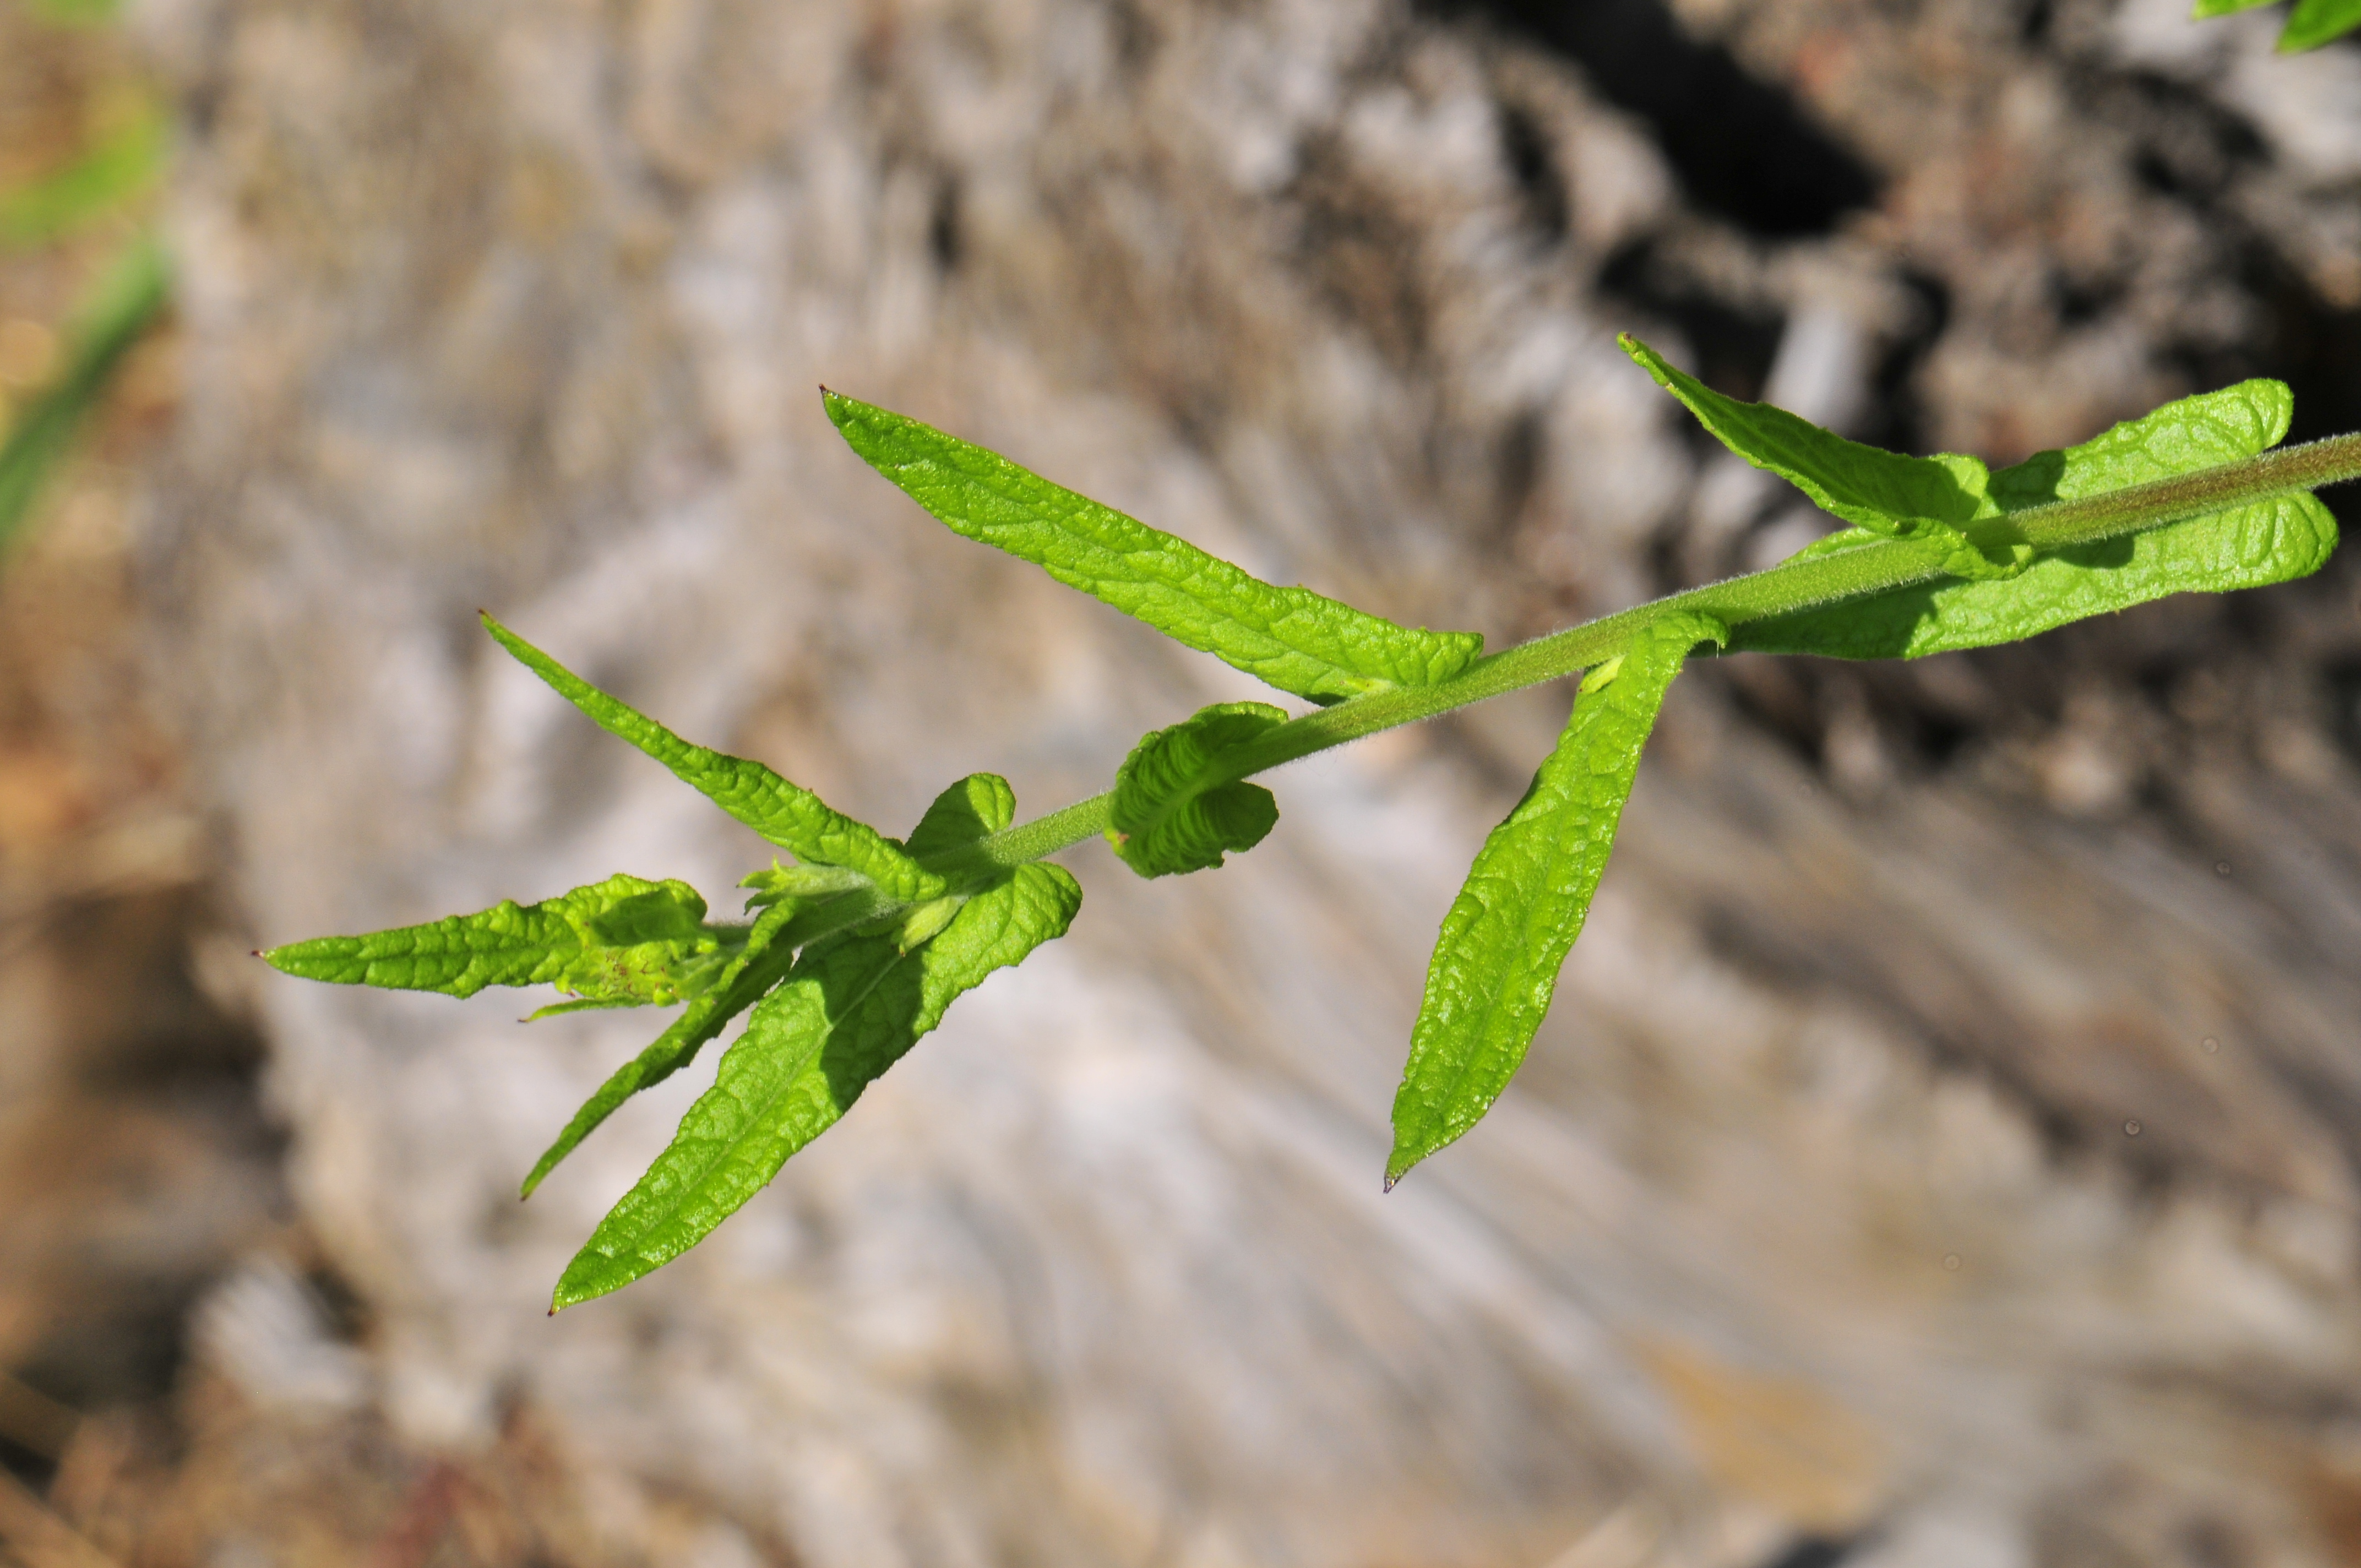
[519,896,805,1198]
[1621,336,2031,580]
[482,614,945,903]
[263,874,731,1005]
[266,339,2355,1304]
[521,774,1021,1199]
[1107,702,1287,878]
[823,390,1486,705]
[553,861,1081,1308]
[739,863,871,907]
[1386,613,1725,1186]
[2195,0,2361,50]
[1736,379,2338,658]
[0,238,169,558]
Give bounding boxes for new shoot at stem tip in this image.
[264,337,2352,1307]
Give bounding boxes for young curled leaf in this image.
[888,897,964,953]
[740,863,871,908]
[1737,379,2339,658]
[823,391,1484,705]
[263,873,731,1007]
[551,861,1083,1308]
[482,614,944,904]
[905,771,1018,859]
[1387,611,1726,1188]
[1106,701,1287,878]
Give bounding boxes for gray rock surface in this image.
[136,0,2361,1561]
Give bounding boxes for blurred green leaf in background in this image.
[21,0,122,24]
[2193,0,2361,52]
[0,104,162,250]
[0,0,172,566]
[0,235,169,560]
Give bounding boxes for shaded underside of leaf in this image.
[823,391,1484,705]
[1386,611,1726,1187]
[1107,701,1287,878]
[263,873,723,1004]
[481,614,943,903]
[552,862,1082,1308]
[1736,377,2333,658]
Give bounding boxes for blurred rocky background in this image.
[6,0,2361,1562]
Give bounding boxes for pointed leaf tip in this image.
[824,392,1483,702]
[1386,611,1724,1180]
[259,874,726,1004]
[480,616,942,902]
[551,861,1082,1303]
[1621,334,1993,545]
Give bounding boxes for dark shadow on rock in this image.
[1420,0,1880,237]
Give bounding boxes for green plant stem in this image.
[838,434,2361,932]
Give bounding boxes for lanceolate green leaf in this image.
[1387,611,1726,1188]
[2191,0,2275,12]
[482,614,944,903]
[552,862,1082,1308]
[263,873,731,1006]
[1736,379,2340,658]
[520,774,1024,1201]
[1621,335,2038,580]
[1107,702,1287,878]
[822,391,1484,705]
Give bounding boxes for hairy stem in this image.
[837,434,2361,929]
